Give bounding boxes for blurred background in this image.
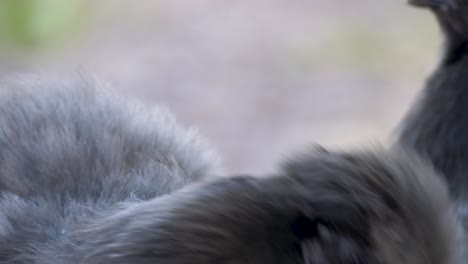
[0,0,440,174]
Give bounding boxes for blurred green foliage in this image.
[0,0,87,48]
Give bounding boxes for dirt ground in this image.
[0,0,442,174]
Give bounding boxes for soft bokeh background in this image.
[0,0,441,174]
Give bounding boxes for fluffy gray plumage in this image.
[399,0,468,260]
[0,79,456,264]
[0,76,461,264]
[0,76,219,263]
[1,0,468,263]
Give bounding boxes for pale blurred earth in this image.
[0,0,441,174]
